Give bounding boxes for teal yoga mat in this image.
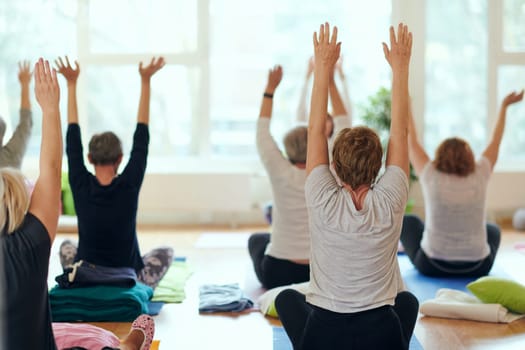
[273,327,423,350]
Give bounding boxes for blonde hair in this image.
[332,126,383,189]
[433,137,475,176]
[283,126,308,164]
[0,168,30,236]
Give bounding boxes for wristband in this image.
[263,92,274,99]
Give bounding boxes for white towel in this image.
[420,288,525,323]
[257,282,310,315]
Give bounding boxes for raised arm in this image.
[137,57,165,125]
[382,23,413,178]
[329,61,348,118]
[259,65,283,119]
[18,61,32,110]
[256,65,291,169]
[296,57,315,122]
[482,90,524,169]
[306,23,341,176]
[407,99,429,175]
[2,61,34,168]
[55,56,80,124]
[335,57,353,122]
[29,59,62,243]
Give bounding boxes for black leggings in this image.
[248,233,310,289]
[275,289,419,350]
[400,214,501,277]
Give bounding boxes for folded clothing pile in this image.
[50,282,153,322]
[199,283,253,313]
[151,259,193,303]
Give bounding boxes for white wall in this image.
[135,169,525,226]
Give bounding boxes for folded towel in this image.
[420,288,525,323]
[151,260,193,303]
[50,282,153,322]
[55,260,137,289]
[199,283,253,313]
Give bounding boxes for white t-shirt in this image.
[420,157,492,261]
[256,118,310,260]
[305,165,408,313]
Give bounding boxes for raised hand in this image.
[382,23,412,71]
[313,22,341,72]
[34,58,60,112]
[335,56,345,80]
[55,56,80,84]
[18,61,33,85]
[502,90,524,108]
[265,65,283,94]
[306,57,315,77]
[139,57,165,81]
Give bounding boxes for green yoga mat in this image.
[152,259,193,303]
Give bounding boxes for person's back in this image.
[67,125,148,271]
[3,212,56,349]
[249,66,311,289]
[306,162,408,312]
[421,158,490,261]
[57,56,165,272]
[2,59,62,349]
[275,23,419,350]
[401,90,523,276]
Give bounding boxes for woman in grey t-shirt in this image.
[400,90,524,276]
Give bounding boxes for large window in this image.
[497,0,525,167]
[424,0,488,156]
[424,0,525,168]
[0,0,392,173]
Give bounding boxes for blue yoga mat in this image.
[398,255,507,302]
[273,327,423,350]
[398,255,474,301]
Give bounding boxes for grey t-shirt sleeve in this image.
[305,164,339,209]
[0,109,33,168]
[374,165,409,213]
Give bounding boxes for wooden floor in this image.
[49,226,525,350]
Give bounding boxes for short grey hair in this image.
[88,132,123,165]
[283,126,307,164]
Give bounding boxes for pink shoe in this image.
[131,314,155,350]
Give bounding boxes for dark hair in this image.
[433,137,475,176]
[88,132,123,165]
[332,126,383,188]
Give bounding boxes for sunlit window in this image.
[424,0,488,157]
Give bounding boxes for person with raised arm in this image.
[296,56,352,141]
[248,65,310,289]
[275,23,418,349]
[56,56,172,287]
[400,90,524,277]
[1,58,62,349]
[0,61,34,168]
